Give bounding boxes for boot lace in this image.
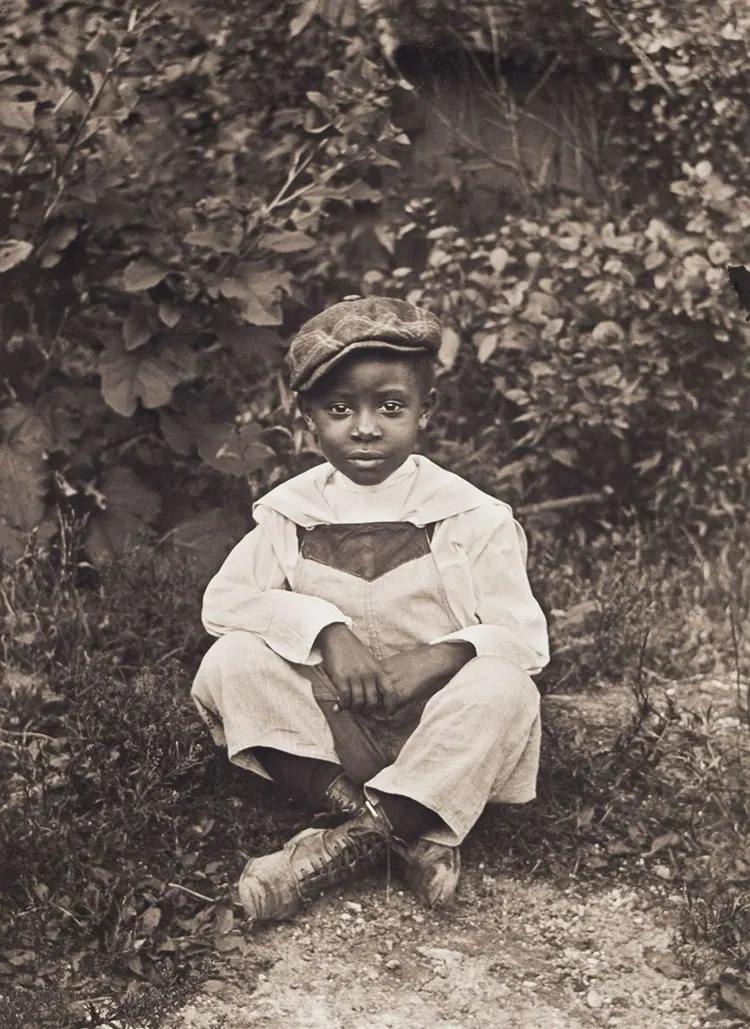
[298,824,386,902]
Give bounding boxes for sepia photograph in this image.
[1,1,748,1026]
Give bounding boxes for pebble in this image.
[586,988,604,1009]
[385,959,401,971]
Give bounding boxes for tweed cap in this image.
[287,295,442,392]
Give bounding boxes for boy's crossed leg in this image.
[192,631,539,921]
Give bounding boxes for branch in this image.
[420,93,521,175]
[265,145,319,213]
[517,491,610,517]
[598,2,676,97]
[41,2,163,227]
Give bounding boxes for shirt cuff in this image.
[266,600,352,666]
[430,625,548,675]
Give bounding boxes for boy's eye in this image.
[381,401,404,413]
[327,403,351,415]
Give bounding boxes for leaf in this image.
[719,979,750,1020]
[0,101,35,131]
[0,406,52,542]
[85,468,161,560]
[576,805,595,828]
[290,0,318,37]
[123,304,155,350]
[220,267,290,326]
[475,332,498,363]
[438,326,461,369]
[645,831,681,857]
[591,321,625,344]
[489,247,509,273]
[158,302,182,328]
[214,905,235,935]
[40,225,78,268]
[139,906,162,935]
[195,421,274,476]
[556,599,598,630]
[0,239,33,273]
[521,291,560,325]
[123,259,168,292]
[495,459,528,482]
[184,227,230,251]
[635,451,662,474]
[99,338,196,416]
[261,230,316,253]
[159,411,195,455]
[203,980,229,996]
[550,448,577,469]
[126,955,145,978]
[217,322,285,371]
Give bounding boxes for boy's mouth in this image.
[347,454,388,472]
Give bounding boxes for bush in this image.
[1,0,748,566]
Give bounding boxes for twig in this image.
[56,904,84,927]
[598,2,676,97]
[265,143,321,214]
[633,626,652,719]
[419,94,520,175]
[0,728,58,741]
[42,62,124,225]
[517,491,609,516]
[728,604,748,733]
[525,55,563,108]
[167,882,217,903]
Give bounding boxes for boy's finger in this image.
[348,677,366,713]
[376,672,394,710]
[336,678,352,710]
[361,674,380,712]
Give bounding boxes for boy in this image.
[192,296,549,922]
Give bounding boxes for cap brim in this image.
[294,340,432,393]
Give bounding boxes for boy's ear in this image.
[419,387,438,429]
[296,394,316,430]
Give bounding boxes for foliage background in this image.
[1,0,747,569]
[1,1,749,1023]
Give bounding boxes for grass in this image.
[0,513,747,1027]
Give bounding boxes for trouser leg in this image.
[366,656,541,846]
[191,631,341,778]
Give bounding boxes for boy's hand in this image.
[316,623,383,713]
[379,641,475,715]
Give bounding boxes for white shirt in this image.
[201,455,550,674]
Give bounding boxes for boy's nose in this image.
[352,411,382,439]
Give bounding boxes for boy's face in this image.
[299,352,436,485]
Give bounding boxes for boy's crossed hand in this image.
[317,623,474,715]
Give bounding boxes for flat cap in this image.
[287,295,442,392]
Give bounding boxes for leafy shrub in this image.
[1,0,748,565]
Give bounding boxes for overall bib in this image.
[192,521,541,846]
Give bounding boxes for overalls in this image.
[192,521,541,846]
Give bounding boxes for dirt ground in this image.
[164,680,747,1029]
[166,870,743,1029]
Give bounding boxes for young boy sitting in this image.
[192,295,549,922]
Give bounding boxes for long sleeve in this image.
[430,507,550,675]
[201,522,352,665]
